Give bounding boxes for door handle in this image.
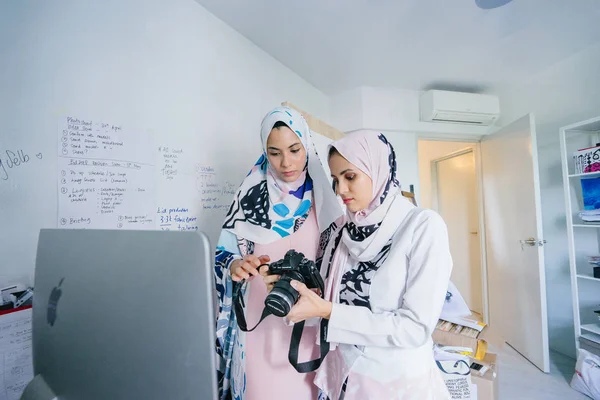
[519,237,547,250]
[520,238,537,246]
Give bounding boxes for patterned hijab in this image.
[222,106,342,244]
[322,131,413,310]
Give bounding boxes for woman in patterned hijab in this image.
[214,106,342,400]
[285,131,454,400]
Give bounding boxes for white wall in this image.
[496,41,600,358]
[331,87,491,139]
[330,87,494,205]
[0,0,330,285]
[330,87,364,133]
[388,131,420,201]
[330,87,496,204]
[418,140,475,209]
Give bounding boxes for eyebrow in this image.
[331,168,354,177]
[267,142,301,151]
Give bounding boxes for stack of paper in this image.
[588,256,600,267]
[436,321,479,338]
[579,210,600,222]
[440,281,472,321]
[0,307,33,400]
[434,345,471,362]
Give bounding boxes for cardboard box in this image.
[471,352,498,400]
[433,323,503,360]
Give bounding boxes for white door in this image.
[435,150,483,315]
[481,114,550,372]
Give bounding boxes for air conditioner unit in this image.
[419,90,500,126]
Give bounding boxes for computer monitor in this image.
[21,229,217,400]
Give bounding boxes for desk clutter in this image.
[1,285,33,311]
[434,320,500,400]
[0,283,33,400]
[434,282,500,400]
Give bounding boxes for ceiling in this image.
[195,0,600,95]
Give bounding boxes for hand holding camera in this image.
[230,254,270,282]
[260,266,280,292]
[263,250,325,318]
[286,280,332,323]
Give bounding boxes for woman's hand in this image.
[230,255,270,282]
[259,265,280,292]
[286,280,333,323]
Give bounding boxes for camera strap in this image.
[232,281,330,373]
[288,318,330,373]
[233,283,272,332]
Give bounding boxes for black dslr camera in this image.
[264,250,324,317]
[233,249,330,373]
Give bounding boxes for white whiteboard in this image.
[0,112,335,284]
[52,119,334,233]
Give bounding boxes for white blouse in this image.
[315,201,453,400]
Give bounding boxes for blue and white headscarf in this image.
[222,106,341,243]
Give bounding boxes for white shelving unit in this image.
[560,116,600,356]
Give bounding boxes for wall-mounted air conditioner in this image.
[419,90,500,126]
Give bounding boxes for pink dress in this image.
[245,209,320,400]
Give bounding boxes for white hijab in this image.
[222,106,342,244]
[322,131,409,307]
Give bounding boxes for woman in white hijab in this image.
[214,106,343,400]
[285,131,453,399]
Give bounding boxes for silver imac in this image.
[21,229,217,400]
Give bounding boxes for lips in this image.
[282,171,296,177]
[342,198,353,204]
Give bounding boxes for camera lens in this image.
[265,290,295,317]
[264,272,303,317]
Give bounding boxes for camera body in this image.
[264,250,324,317]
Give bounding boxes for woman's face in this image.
[328,152,373,213]
[266,126,307,183]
